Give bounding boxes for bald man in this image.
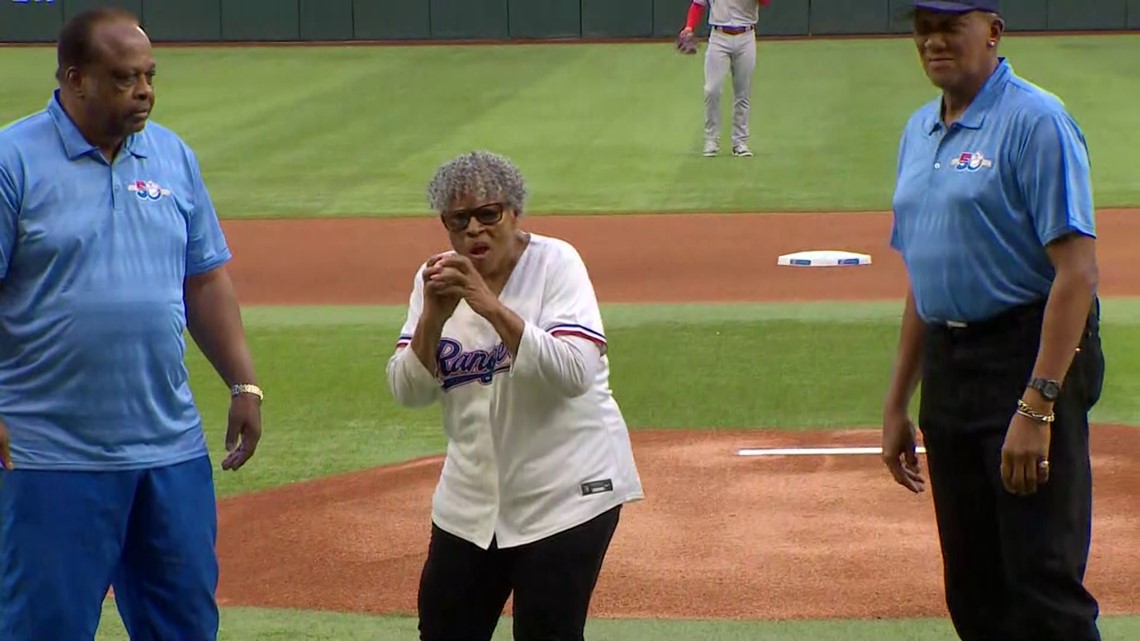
[0,8,262,641]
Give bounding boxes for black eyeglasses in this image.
[440,202,506,232]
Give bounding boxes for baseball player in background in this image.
[677,0,770,157]
[386,150,644,641]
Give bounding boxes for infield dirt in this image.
[213,209,1140,620]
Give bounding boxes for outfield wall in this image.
[2,0,1139,43]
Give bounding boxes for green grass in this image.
[92,602,1140,641]
[3,34,1139,217]
[191,299,1140,498]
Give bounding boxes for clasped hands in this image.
[422,252,499,319]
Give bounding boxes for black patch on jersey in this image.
[580,479,614,496]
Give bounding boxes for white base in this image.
[777,249,872,267]
[737,446,927,457]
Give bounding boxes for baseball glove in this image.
[675,29,698,55]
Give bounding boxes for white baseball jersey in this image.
[695,0,759,27]
[386,233,644,550]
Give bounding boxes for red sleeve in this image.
[759,0,770,5]
[685,2,705,30]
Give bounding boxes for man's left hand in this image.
[1000,401,1052,495]
[223,393,262,471]
[428,255,501,318]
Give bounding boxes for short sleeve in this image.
[0,163,19,279]
[395,264,426,349]
[538,245,607,353]
[185,148,233,276]
[1015,110,1096,246]
[888,127,909,253]
[888,221,902,252]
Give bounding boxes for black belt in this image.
[926,301,1045,338]
[930,298,1099,337]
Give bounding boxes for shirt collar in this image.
[47,89,149,161]
[924,57,1012,135]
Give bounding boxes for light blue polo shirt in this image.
[889,58,1096,324]
[0,91,232,471]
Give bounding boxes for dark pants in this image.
[918,299,1105,641]
[417,505,621,641]
[0,455,220,641]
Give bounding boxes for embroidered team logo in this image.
[127,180,173,201]
[436,338,511,391]
[953,151,993,172]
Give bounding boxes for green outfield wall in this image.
[1,0,1137,43]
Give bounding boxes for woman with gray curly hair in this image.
[385,150,644,641]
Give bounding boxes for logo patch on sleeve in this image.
[580,479,614,496]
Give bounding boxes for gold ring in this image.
[1038,459,1050,470]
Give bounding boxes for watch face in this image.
[1034,379,1060,400]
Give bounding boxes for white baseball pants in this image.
[703,28,757,147]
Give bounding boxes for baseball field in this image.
[2,31,1139,640]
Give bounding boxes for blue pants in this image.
[0,454,219,641]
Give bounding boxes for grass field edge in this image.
[93,598,1140,641]
[234,297,1140,328]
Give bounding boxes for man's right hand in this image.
[0,418,12,470]
[882,408,924,493]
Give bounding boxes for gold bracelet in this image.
[231,383,264,401]
[1016,399,1053,423]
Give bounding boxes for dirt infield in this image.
[218,209,1140,305]
[214,209,1140,620]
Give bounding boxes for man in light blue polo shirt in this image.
[0,8,264,641]
[879,2,1105,641]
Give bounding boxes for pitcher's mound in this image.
[215,426,1140,619]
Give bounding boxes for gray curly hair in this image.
[426,150,528,216]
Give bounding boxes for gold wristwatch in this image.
[230,383,264,402]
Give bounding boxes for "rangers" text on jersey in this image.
[436,338,511,390]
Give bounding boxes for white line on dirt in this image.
[736,446,927,457]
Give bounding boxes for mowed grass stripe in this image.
[93,602,1140,641]
[4,35,1139,217]
[164,46,580,216]
[401,44,696,214]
